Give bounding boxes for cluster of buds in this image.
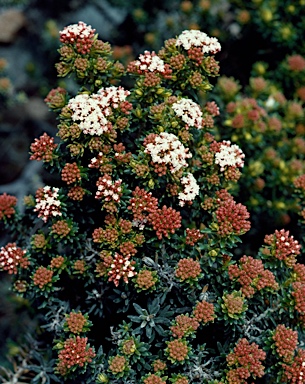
[291,282,305,315]
[166,339,190,363]
[281,349,305,384]
[56,336,96,376]
[214,198,251,237]
[175,258,201,281]
[51,220,71,237]
[31,233,47,250]
[32,266,53,289]
[92,227,119,244]
[134,269,157,291]
[226,338,266,383]
[143,374,166,384]
[67,186,85,201]
[152,359,166,372]
[59,21,96,55]
[118,218,133,234]
[119,240,137,257]
[216,76,241,100]
[0,243,29,274]
[205,101,220,117]
[272,324,298,363]
[170,314,199,338]
[73,259,86,274]
[61,162,81,185]
[0,193,17,220]
[121,338,136,356]
[107,252,136,287]
[50,255,65,269]
[44,87,67,109]
[65,311,88,334]
[128,186,159,222]
[192,300,216,323]
[30,133,58,162]
[221,291,247,320]
[13,280,27,293]
[292,263,305,283]
[294,174,305,193]
[228,255,279,297]
[34,186,62,222]
[185,228,204,246]
[287,54,305,72]
[148,205,182,239]
[95,253,113,277]
[225,97,267,131]
[169,375,188,384]
[108,355,128,375]
[95,174,123,203]
[264,229,301,266]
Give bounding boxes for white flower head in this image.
[134,51,165,73]
[68,86,130,136]
[172,98,203,129]
[97,86,130,109]
[178,173,200,206]
[59,21,95,41]
[59,22,96,54]
[144,132,192,173]
[176,30,221,54]
[34,186,62,222]
[214,141,245,171]
[68,94,108,136]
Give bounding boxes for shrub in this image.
[1,21,305,384]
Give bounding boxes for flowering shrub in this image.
[1,22,305,384]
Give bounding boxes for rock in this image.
[0,9,27,43]
[23,97,50,121]
[62,2,126,40]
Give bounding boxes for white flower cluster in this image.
[0,244,27,274]
[97,86,130,109]
[172,98,203,129]
[59,21,95,42]
[176,30,221,54]
[34,186,62,222]
[96,176,122,202]
[134,51,165,73]
[68,86,130,136]
[214,141,245,171]
[68,93,109,136]
[178,173,200,206]
[108,252,137,287]
[144,132,192,173]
